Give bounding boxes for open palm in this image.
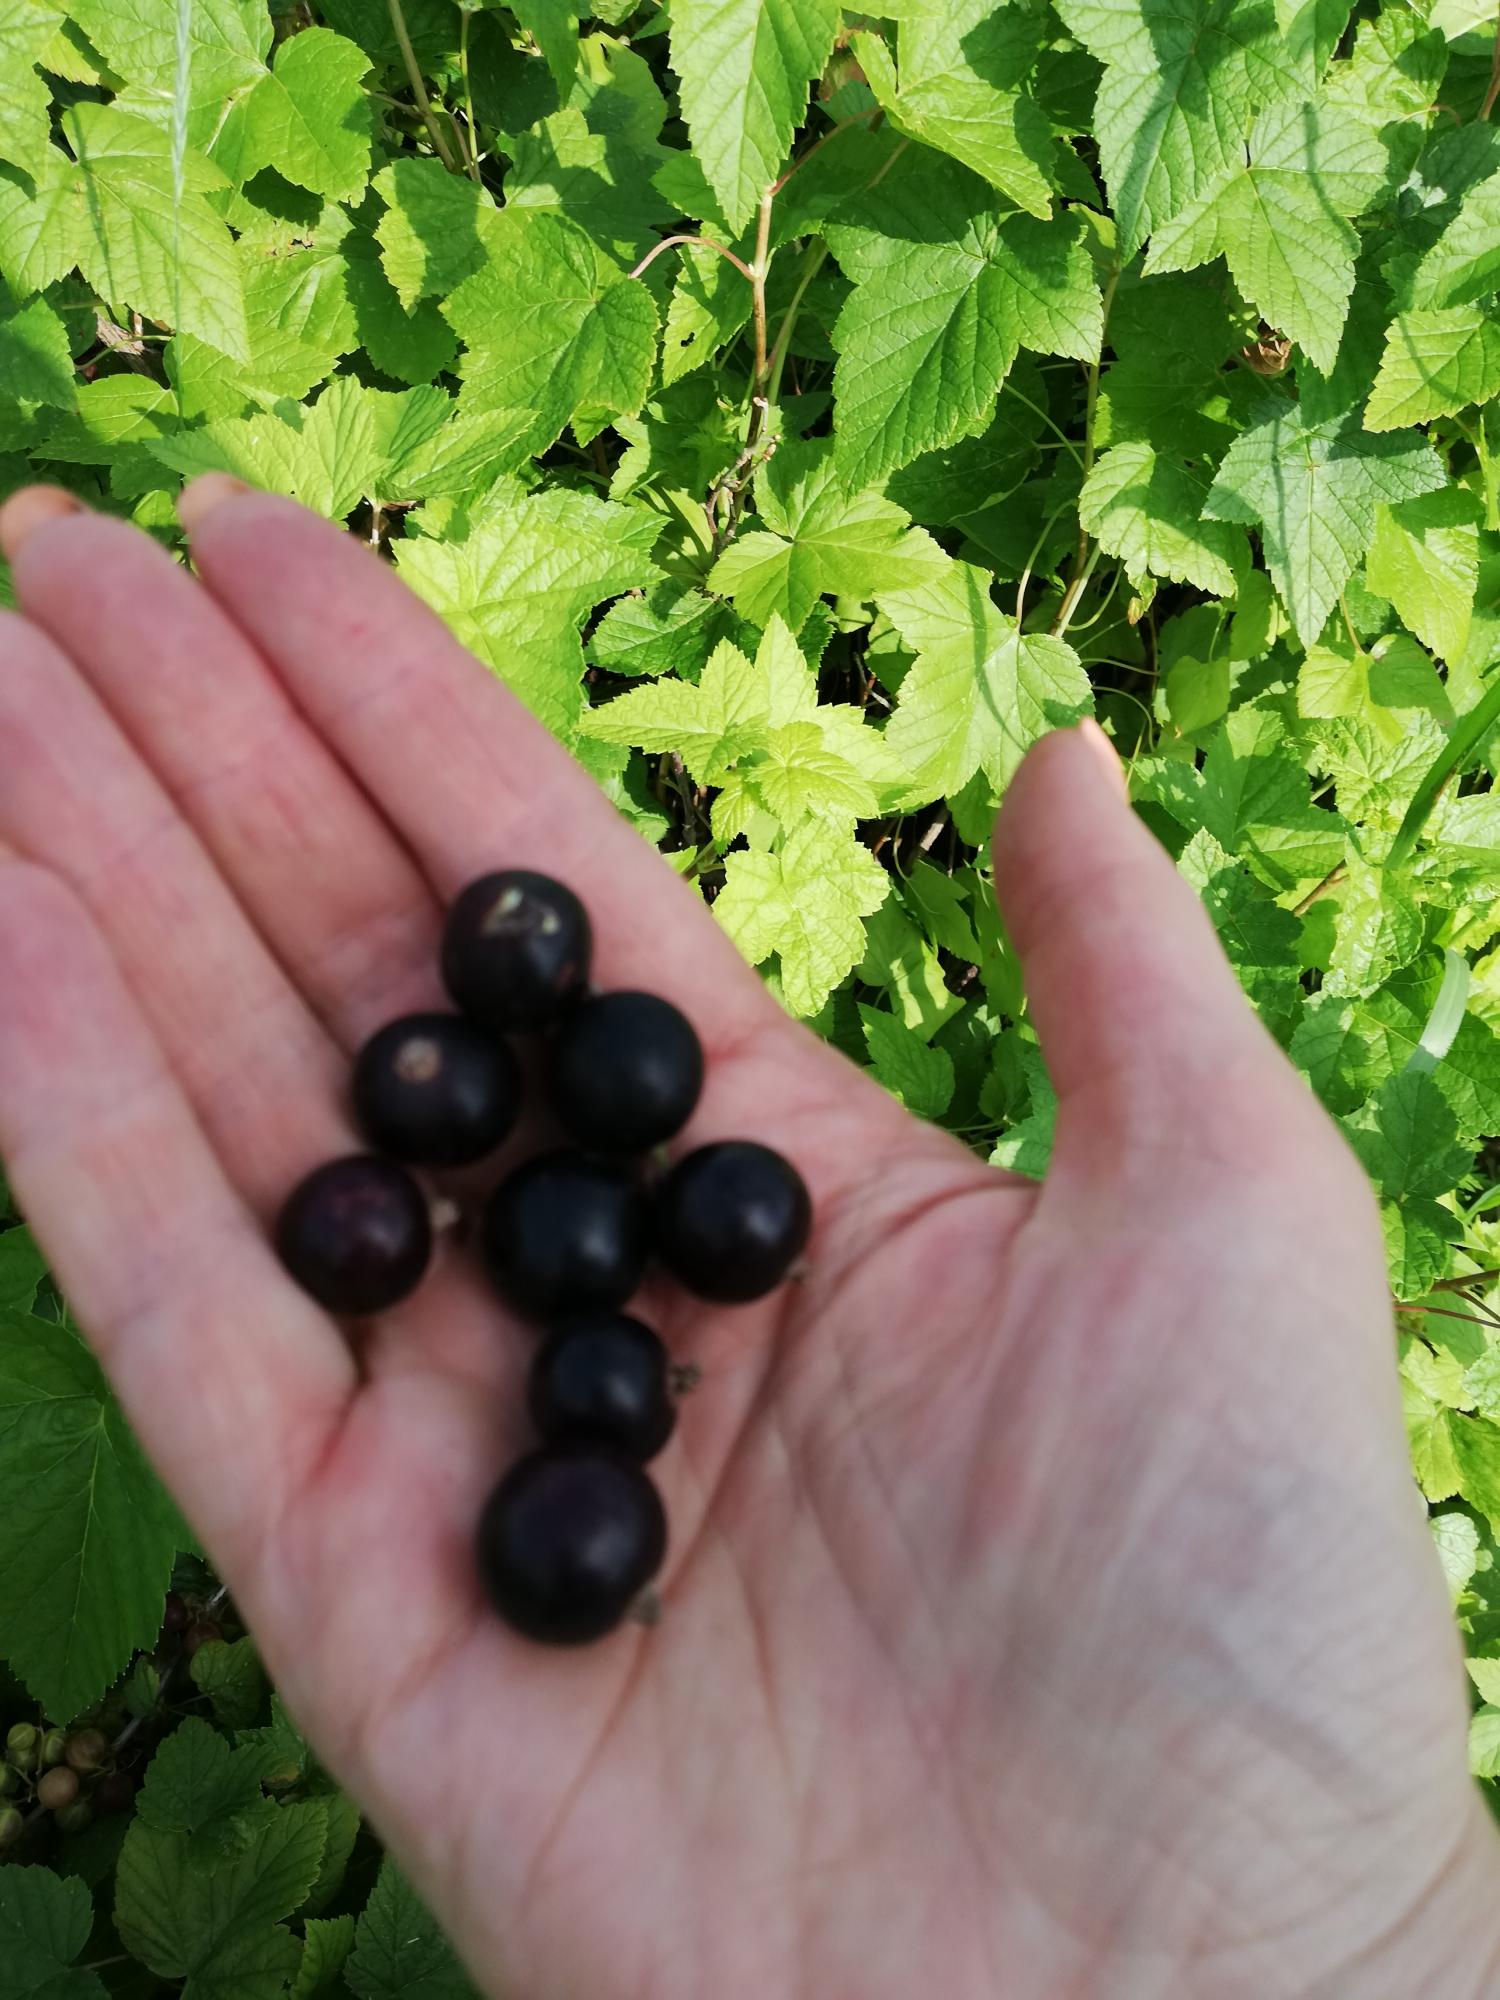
[0,481,1494,1998]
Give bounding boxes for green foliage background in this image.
[1,0,1500,1983]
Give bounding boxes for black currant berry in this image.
[275,1155,432,1315]
[482,1152,648,1320]
[655,1141,811,1303]
[352,1012,520,1167]
[528,1314,676,1462]
[549,992,704,1154]
[442,871,591,1032]
[476,1447,667,1644]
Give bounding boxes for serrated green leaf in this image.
[1367,304,1500,430]
[581,634,769,778]
[64,101,249,362]
[116,1802,327,2000]
[0,1862,105,1999]
[1144,97,1388,373]
[0,0,60,175]
[0,1228,45,1313]
[150,374,386,519]
[669,0,841,233]
[0,1311,179,1719]
[1409,168,1500,310]
[212,30,373,203]
[344,1860,480,2000]
[136,1717,271,1843]
[373,158,489,311]
[851,5,1054,218]
[511,0,580,93]
[395,480,657,736]
[443,209,657,456]
[0,147,83,296]
[65,0,269,148]
[828,149,1101,487]
[717,818,890,1016]
[190,1636,268,1731]
[708,437,947,630]
[504,106,669,267]
[1080,442,1245,595]
[293,1914,357,1999]
[861,1005,955,1120]
[1205,401,1446,645]
[1366,487,1481,664]
[881,560,1093,798]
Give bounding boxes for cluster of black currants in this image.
[274,871,811,1646]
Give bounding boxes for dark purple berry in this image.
[482,1152,648,1321]
[442,871,591,1032]
[655,1141,811,1303]
[93,1771,137,1814]
[549,992,703,1154]
[275,1155,432,1315]
[528,1314,676,1462]
[352,1012,520,1167]
[476,1448,667,1644]
[161,1590,189,1634]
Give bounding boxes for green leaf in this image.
[660,239,752,385]
[1366,305,1500,430]
[0,1227,45,1312]
[828,149,1101,487]
[150,375,389,519]
[344,1860,480,2000]
[669,0,841,233]
[1205,401,1446,645]
[1178,829,1304,1033]
[861,1005,956,1120]
[443,209,657,457]
[1366,487,1481,664]
[62,0,269,148]
[0,0,60,175]
[115,1801,328,2000]
[510,0,580,94]
[708,437,947,630]
[581,635,769,781]
[373,158,489,310]
[0,1310,179,1719]
[1079,442,1245,595]
[0,1862,105,1999]
[0,147,83,296]
[504,106,670,267]
[1470,1706,1500,1779]
[212,29,374,203]
[851,5,1054,218]
[135,1717,270,1845]
[64,101,250,362]
[880,560,1093,797]
[1057,0,1314,256]
[395,480,658,737]
[1346,1071,1470,1293]
[191,1636,268,1731]
[716,818,890,1017]
[1144,97,1389,373]
[1409,167,1500,310]
[293,1914,357,1999]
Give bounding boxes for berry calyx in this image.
[36,1765,79,1811]
[528,1315,676,1463]
[655,1140,812,1303]
[442,871,591,1032]
[65,1729,107,1775]
[548,992,704,1155]
[351,1012,521,1167]
[482,1152,649,1320]
[275,1155,432,1316]
[476,1447,667,1644]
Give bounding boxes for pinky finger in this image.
[0,853,356,1569]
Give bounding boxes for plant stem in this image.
[1054,259,1121,633]
[388,0,459,173]
[1051,541,1101,639]
[1482,5,1500,120]
[749,185,774,401]
[458,8,482,183]
[765,240,828,408]
[1387,667,1500,870]
[770,105,882,194]
[1292,862,1348,917]
[628,233,756,283]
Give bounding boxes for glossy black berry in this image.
[528,1314,676,1462]
[482,1152,649,1321]
[476,1447,667,1645]
[442,870,591,1032]
[655,1141,811,1303]
[549,991,704,1154]
[275,1155,432,1315]
[352,1012,520,1167]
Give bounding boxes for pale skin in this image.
[0,477,1496,1998]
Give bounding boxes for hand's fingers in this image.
[992,724,1322,1178]
[1,494,444,1043]
[0,854,354,1561]
[179,480,781,1055]
[0,602,354,1213]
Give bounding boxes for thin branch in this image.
[629,233,756,283]
[765,240,827,408]
[770,105,882,195]
[388,0,459,173]
[1292,862,1347,917]
[458,8,483,184]
[1482,5,1500,121]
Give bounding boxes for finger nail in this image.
[1077,718,1127,798]
[0,487,86,563]
[177,472,251,535]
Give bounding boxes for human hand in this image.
[0,481,1494,1998]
